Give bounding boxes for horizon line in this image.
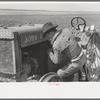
[0,8,100,12]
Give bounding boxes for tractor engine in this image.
[0,24,57,82]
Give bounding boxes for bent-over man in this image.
[42,22,87,81]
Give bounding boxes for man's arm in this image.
[57,63,80,78]
[49,47,63,65]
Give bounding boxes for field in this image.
[0,11,100,31]
[0,10,100,81]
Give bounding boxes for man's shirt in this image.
[49,28,82,64]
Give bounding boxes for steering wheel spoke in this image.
[76,17,79,24]
[78,23,86,26]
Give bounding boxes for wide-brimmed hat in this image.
[42,22,58,37]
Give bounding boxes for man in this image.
[42,22,87,81]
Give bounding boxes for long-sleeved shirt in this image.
[49,28,82,65]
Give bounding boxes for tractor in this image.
[0,17,100,82]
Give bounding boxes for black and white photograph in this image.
[0,1,100,82]
[0,1,100,99]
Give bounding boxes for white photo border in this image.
[0,1,99,99]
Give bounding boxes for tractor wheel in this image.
[39,72,63,82]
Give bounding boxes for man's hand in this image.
[73,37,81,42]
[49,51,54,58]
[47,48,53,54]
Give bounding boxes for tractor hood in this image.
[0,24,48,47]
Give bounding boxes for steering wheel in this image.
[71,17,86,30]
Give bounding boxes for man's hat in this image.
[42,22,58,37]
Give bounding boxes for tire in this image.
[39,72,63,82]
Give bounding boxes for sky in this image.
[0,2,100,11]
